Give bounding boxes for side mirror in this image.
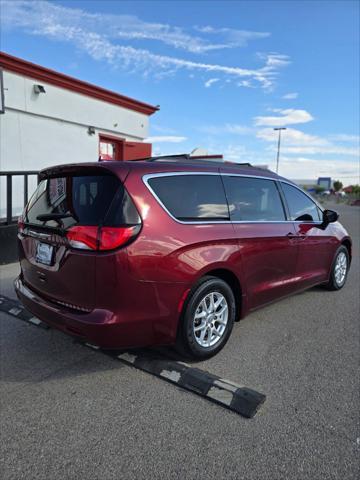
[323,209,339,225]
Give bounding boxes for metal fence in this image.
[0,171,39,225]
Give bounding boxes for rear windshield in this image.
[25,174,140,229]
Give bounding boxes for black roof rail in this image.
[139,154,254,168]
[146,154,191,162]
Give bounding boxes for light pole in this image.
[274,127,286,174]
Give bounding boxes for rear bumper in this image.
[14,276,182,349]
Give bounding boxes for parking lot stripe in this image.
[1,294,266,418]
[0,295,50,329]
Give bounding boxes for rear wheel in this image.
[325,246,349,290]
[176,276,236,359]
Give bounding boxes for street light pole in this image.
[274,127,286,174]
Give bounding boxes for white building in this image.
[0,52,158,219]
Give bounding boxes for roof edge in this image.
[0,51,159,116]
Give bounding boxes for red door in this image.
[222,174,300,309]
[99,136,152,161]
[280,182,337,287]
[233,223,299,308]
[124,142,152,160]
[99,135,124,161]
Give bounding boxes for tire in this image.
[176,276,236,359]
[324,246,350,291]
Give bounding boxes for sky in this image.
[1,0,359,184]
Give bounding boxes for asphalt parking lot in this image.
[1,202,359,480]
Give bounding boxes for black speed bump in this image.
[2,295,266,418]
[93,349,266,418]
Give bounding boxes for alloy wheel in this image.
[192,292,228,348]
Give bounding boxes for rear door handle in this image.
[286,232,297,239]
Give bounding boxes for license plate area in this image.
[36,242,54,266]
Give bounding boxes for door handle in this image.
[286,232,307,241]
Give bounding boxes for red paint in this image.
[0,52,159,115]
[15,160,352,349]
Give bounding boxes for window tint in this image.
[223,176,285,221]
[148,175,229,221]
[26,174,140,229]
[281,183,321,221]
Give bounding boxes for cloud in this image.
[329,134,360,143]
[204,78,219,88]
[281,145,359,156]
[255,109,314,127]
[151,124,178,134]
[1,1,289,89]
[257,127,360,156]
[199,124,253,135]
[257,127,327,146]
[0,1,243,54]
[237,80,256,88]
[146,136,187,143]
[195,26,270,47]
[276,157,360,184]
[282,92,298,100]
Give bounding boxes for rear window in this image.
[25,174,140,229]
[147,174,229,221]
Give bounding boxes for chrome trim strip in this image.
[27,230,52,240]
[142,171,324,226]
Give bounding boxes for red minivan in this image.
[15,158,352,358]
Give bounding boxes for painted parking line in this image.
[2,294,266,418]
[0,295,50,329]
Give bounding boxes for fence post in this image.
[24,174,28,207]
[6,174,12,224]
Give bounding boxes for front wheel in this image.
[325,246,350,291]
[176,276,236,359]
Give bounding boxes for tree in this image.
[333,180,343,192]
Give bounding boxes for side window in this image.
[147,174,229,221]
[281,183,321,221]
[223,176,286,221]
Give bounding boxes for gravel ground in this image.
[0,202,359,480]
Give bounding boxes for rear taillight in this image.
[66,226,98,250]
[66,225,140,251]
[18,215,25,234]
[99,226,140,250]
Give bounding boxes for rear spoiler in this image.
[39,162,130,183]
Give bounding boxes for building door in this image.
[99,135,124,161]
[99,136,152,161]
[123,141,152,160]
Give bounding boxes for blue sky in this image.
[1,0,359,183]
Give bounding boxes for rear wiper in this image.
[36,213,75,222]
